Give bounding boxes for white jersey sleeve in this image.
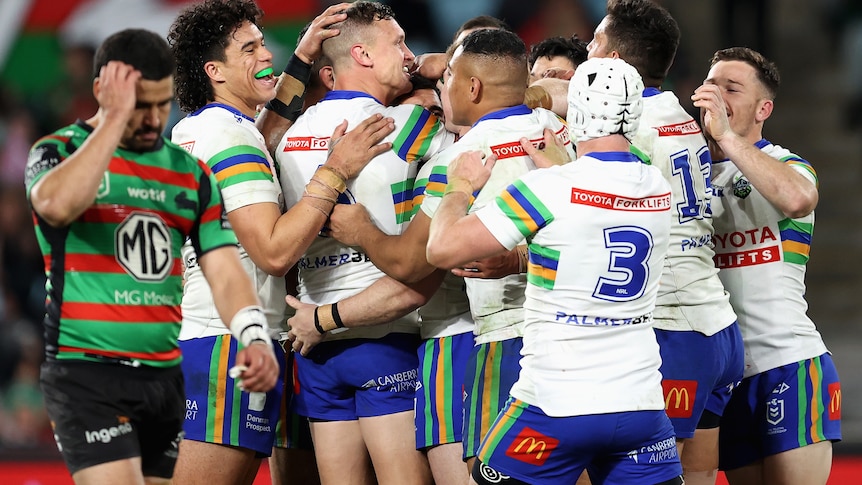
[631,90,737,335]
[172,104,287,337]
[710,139,826,378]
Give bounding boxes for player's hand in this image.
[541,67,575,81]
[234,342,279,392]
[284,295,325,356]
[692,83,732,143]
[520,128,571,168]
[95,61,141,123]
[451,249,521,279]
[410,53,447,80]
[330,203,374,247]
[448,150,496,192]
[294,3,350,64]
[324,114,395,179]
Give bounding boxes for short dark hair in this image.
[528,35,588,70]
[321,1,396,67]
[452,15,510,44]
[710,47,780,99]
[460,28,526,63]
[168,0,263,113]
[603,0,680,87]
[93,29,174,81]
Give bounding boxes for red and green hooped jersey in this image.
[25,121,238,368]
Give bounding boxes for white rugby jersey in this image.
[172,103,287,338]
[475,151,672,416]
[711,139,827,378]
[276,91,454,340]
[420,105,574,344]
[412,162,473,340]
[632,88,737,335]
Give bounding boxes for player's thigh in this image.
[309,419,375,485]
[360,411,433,485]
[762,441,832,485]
[173,439,260,485]
[427,442,470,485]
[72,457,146,485]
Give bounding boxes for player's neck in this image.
[333,75,395,106]
[576,135,630,155]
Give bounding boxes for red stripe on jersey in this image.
[79,205,194,235]
[64,254,182,276]
[34,134,70,145]
[61,302,181,323]
[200,204,223,224]
[58,345,182,362]
[109,157,198,190]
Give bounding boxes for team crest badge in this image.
[732,174,752,199]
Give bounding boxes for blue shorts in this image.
[463,337,523,460]
[415,332,473,449]
[475,398,682,485]
[180,335,286,456]
[719,353,842,471]
[294,333,419,421]
[274,345,313,450]
[655,323,744,438]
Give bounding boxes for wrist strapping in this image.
[284,54,312,85]
[230,306,271,347]
[444,177,474,196]
[315,303,346,334]
[313,166,347,193]
[516,245,529,274]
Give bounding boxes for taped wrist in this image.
[264,54,312,121]
[524,85,552,110]
[444,177,474,196]
[229,306,270,347]
[314,303,346,334]
[516,245,529,274]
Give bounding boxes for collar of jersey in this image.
[189,103,255,123]
[472,104,532,128]
[754,138,770,149]
[322,90,384,105]
[582,151,642,163]
[643,87,662,98]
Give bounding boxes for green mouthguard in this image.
[254,67,274,79]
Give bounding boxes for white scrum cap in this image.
[566,57,644,143]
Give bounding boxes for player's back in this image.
[632,88,736,335]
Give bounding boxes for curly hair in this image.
[167,0,263,113]
[710,47,780,100]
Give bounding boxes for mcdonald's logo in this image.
[662,379,697,419]
[505,426,559,466]
[828,382,841,420]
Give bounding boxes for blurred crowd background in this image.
[1,0,860,458]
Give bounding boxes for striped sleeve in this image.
[495,179,555,238]
[391,106,445,163]
[782,155,817,187]
[209,145,273,189]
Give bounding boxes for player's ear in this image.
[755,98,773,123]
[469,76,482,103]
[204,61,224,82]
[351,44,373,67]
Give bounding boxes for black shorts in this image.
[40,361,185,477]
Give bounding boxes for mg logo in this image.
[662,379,697,418]
[115,212,173,282]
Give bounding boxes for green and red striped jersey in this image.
[25,121,238,368]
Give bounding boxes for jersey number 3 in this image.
[594,226,654,302]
